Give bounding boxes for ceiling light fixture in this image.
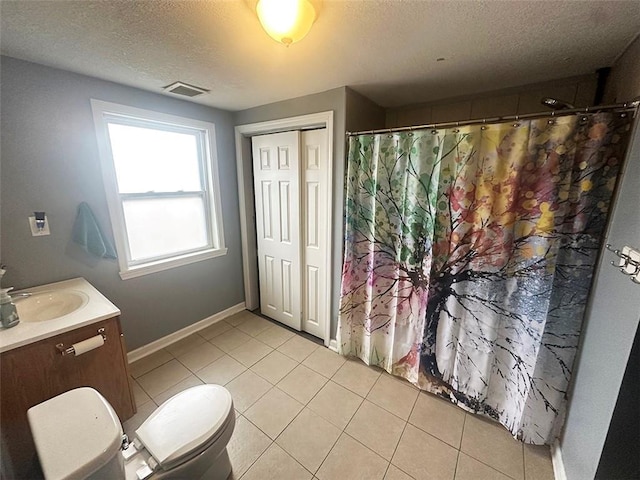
[256,0,318,46]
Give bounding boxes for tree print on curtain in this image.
[338,112,633,444]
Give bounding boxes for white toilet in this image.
[27,384,235,480]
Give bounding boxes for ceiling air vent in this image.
[163,81,209,97]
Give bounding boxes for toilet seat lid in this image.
[136,384,233,468]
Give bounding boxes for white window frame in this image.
[91,99,227,280]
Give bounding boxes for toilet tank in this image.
[27,387,125,480]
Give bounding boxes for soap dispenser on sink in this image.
[0,287,20,328]
[0,266,20,328]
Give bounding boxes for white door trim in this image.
[235,111,334,346]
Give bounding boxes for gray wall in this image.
[604,34,640,103]
[0,56,244,350]
[385,74,597,128]
[345,87,386,133]
[559,36,640,480]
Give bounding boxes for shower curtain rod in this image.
[346,100,639,136]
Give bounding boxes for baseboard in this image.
[328,339,338,353]
[127,302,246,364]
[551,440,568,480]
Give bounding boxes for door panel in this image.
[280,181,291,242]
[261,180,273,239]
[264,255,277,313]
[252,131,302,330]
[301,129,328,339]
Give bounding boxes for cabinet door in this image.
[0,316,135,479]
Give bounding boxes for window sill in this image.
[119,247,228,280]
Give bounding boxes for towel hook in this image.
[606,243,640,284]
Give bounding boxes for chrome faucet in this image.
[0,266,20,328]
[0,265,31,301]
[11,292,32,302]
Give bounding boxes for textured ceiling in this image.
[1,1,639,111]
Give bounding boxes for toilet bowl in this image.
[27,385,235,480]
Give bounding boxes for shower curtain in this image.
[338,112,633,444]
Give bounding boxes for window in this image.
[91,100,226,279]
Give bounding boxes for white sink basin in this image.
[15,290,89,322]
[0,278,120,353]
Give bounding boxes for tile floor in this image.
[126,310,555,480]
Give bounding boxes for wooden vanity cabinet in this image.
[0,316,136,479]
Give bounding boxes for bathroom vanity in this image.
[0,278,135,479]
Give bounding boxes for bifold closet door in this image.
[252,131,302,330]
[300,129,328,339]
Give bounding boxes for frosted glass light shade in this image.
[256,0,316,45]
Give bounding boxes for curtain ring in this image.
[431,129,437,135]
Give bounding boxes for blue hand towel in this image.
[72,202,117,259]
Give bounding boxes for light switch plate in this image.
[28,216,50,236]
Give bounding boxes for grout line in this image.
[130,351,175,379]
[234,413,270,479]
[275,443,316,479]
[459,451,521,480]
[331,357,382,398]
[310,418,343,476]
[383,385,422,479]
[365,374,419,423]
[339,393,365,431]
[265,356,339,476]
[458,413,522,480]
[522,435,526,480]
[385,423,409,477]
[341,429,391,463]
[460,412,467,449]
[451,413,468,479]
[250,308,325,346]
[453,449,461,480]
